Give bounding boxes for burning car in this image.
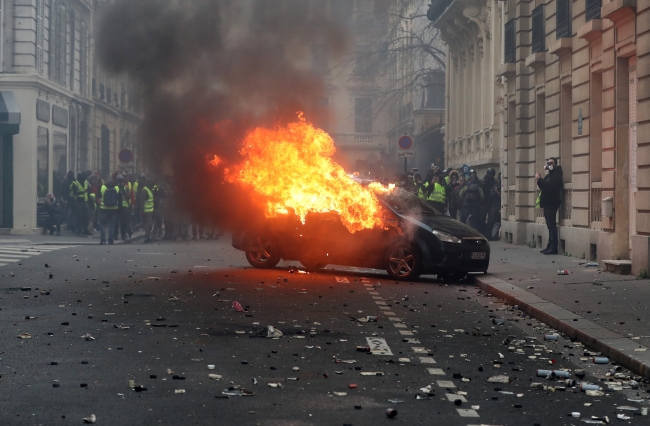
[232,188,490,281]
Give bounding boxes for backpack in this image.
[103,187,119,207]
[464,182,481,203]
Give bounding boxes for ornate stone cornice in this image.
[433,0,492,59]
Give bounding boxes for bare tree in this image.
[331,0,446,115]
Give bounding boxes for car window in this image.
[379,189,440,216]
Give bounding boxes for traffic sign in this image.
[118,148,134,164]
[398,135,413,151]
[397,151,414,157]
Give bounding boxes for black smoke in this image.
[96,0,349,230]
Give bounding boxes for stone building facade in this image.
[429,0,501,178]
[494,0,649,274]
[0,0,141,234]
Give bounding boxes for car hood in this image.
[402,213,485,238]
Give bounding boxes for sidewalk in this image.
[475,241,650,377]
[0,228,145,246]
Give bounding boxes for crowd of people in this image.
[396,166,502,241]
[43,170,220,244]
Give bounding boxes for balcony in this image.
[427,0,454,23]
[334,134,384,149]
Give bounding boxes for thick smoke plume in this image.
[96,0,349,230]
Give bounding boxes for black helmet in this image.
[487,167,496,176]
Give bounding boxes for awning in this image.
[0,91,20,134]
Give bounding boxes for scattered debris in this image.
[266,325,283,338]
[82,414,96,424]
[487,375,511,384]
[17,333,31,339]
[82,333,95,341]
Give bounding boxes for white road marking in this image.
[388,317,402,322]
[0,253,33,258]
[335,277,349,283]
[383,311,396,316]
[0,245,77,268]
[379,306,391,310]
[375,301,387,306]
[393,323,407,328]
[403,338,420,344]
[456,409,480,418]
[368,291,380,295]
[366,337,393,355]
[427,368,445,375]
[372,296,382,300]
[412,347,428,353]
[399,330,414,336]
[436,380,456,388]
[419,357,436,364]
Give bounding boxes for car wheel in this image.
[245,233,281,269]
[386,244,422,280]
[438,270,467,282]
[300,261,327,271]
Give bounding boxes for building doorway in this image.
[629,56,637,249]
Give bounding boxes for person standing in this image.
[61,171,75,233]
[459,173,484,229]
[426,172,446,214]
[535,157,564,254]
[140,178,155,243]
[152,181,166,239]
[44,194,64,236]
[70,173,91,235]
[479,168,497,236]
[446,170,460,220]
[98,180,121,245]
[115,174,132,242]
[486,183,502,240]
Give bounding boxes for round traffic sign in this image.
[398,135,413,150]
[118,148,134,164]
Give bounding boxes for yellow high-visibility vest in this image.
[427,182,446,203]
[143,187,154,213]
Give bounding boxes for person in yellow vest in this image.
[114,174,132,242]
[98,181,121,245]
[70,173,91,236]
[140,177,155,243]
[426,172,446,214]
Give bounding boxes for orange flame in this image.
[211,116,387,233]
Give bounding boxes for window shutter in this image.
[36,0,44,75]
[532,5,544,53]
[556,0,571,39]
[49,0,57,81]
[504,19,515,63]
[80,22,87,97]
[586,0,602,22]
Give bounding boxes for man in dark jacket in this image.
[536,157,563,254]
[459,174,484,230]
[44,194,64,236]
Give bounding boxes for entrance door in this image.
[629,57,637,249]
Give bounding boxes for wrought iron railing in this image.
[427,0,454,22]
[591,188,602,222]
[504,19,516,63]
[560,188,572,221]
[556,0,571,39]
[586,0,602,22]
[532,5,545,53]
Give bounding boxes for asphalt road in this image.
[0,238,646,426]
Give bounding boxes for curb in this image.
[35,232,146,246]
[473,273,650,378]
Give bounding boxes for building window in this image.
[504,19,515,63]
[531,5,544,53]
[311,44,329,75]
[354,45,372,77]
[99,83,105,100]
[556,0,571,39]
[425,71,445,109]
[586,0,601,22]
[37,127,49,199]
[355,98,372,133]
[36,0,45,75]
[48,0,68,87]
[80,22,88,97]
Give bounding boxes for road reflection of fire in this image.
[209,114,390,233]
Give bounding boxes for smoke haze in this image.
[96,0,349,229]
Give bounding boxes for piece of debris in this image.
[208,374,222,380]
[82,333,95,341]
[266,325,283,338]
[386,408,398,418]
[232,301,246,312]
[17,333,31,339]
[175,389,186,394]
[82,414,96,424]
[487,375,511,384]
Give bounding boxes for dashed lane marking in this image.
[375,301,387,305]
[383,311,396,316]
[436,380,456,388]
[457,409,480,418]
[368,291,380,295]
[366,337,393,356]
[388,317,402,322]
[419,357,436,364]
[393,323,407,328]
[399,330,414,336]
[427,368,445,375]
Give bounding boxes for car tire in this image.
[386,244,422,280]
[300,261,327,271]
[244,233,281,269]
